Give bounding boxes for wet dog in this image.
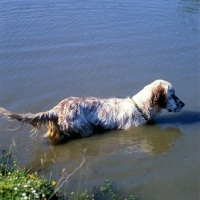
[0,80,185,142]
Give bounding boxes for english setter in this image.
[0,80,185,142]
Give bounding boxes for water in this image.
[0,0,199,199]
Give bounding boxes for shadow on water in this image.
[155,110,200,125]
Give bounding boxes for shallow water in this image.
[0,0,200,199]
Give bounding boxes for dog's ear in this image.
[152,85,167,109]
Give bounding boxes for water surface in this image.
[0,0,199,199]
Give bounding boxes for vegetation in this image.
[69,179,138,200]
[0,144,138,200]
[0,151,58,200]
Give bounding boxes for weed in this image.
[93,179,138,200]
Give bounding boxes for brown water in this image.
[0,0,200,199]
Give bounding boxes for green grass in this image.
[0,143,138,200]
[0,152,58,200]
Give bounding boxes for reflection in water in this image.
[26,124,183,172]
[120,126,183,155]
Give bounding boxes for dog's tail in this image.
[0,107,55,127]
[0,107,69,142]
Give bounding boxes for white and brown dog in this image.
[0,80,185,142]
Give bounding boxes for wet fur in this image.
[0,80,185,143]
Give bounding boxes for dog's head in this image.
[151,80,185,112]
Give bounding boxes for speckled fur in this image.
[0,80,185,142]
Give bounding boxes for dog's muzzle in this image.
[168,100,185,112]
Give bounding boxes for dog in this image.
[0,80,185,142]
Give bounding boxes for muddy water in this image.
[0,0,199,199]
